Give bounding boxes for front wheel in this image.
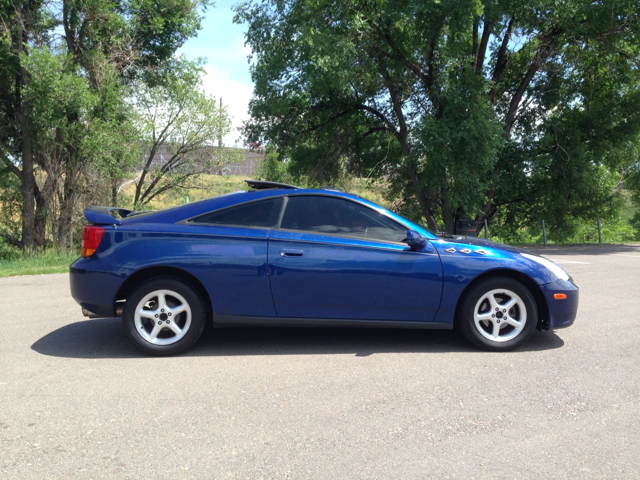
[122,277,206,356]
[456,277,538,351]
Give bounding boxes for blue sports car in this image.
[70,180,578,356]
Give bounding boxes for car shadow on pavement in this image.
[31,318,565,359]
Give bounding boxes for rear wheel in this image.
[457,277,537,351]
[122,277,206,356]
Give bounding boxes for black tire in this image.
[122,277,207,356]
[456,276,538,351]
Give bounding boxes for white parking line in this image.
[545,260,590,264]
[609,254,640,258]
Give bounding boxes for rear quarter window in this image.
[189,197,284,228]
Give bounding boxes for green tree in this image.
[132,58,235,208]
[235,0,640,234]
[622,139,640,237]
[0,0,210,250]
[19,47,143,249]
[0,0,52,249]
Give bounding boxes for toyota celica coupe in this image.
[70,180,578,356]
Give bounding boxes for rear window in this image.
[190,197,284,228]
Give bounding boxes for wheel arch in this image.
[454,269,549,330]
[115,266,213,321]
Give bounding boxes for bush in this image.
[254,148,292,184]
[571,217,636,243]
[0,237,21,261]
[488,216,636,245]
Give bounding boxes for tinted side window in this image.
[191,197,284,228]
[280,196,407,243]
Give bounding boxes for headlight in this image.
[521,253,570,281]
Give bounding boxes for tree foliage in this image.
[0,0,210,250]
[236,0,640,234]
[132,58,235,207]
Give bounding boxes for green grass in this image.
[0,251,78,277]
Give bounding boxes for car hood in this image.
[431,236,559,285]
[436,236,532,255]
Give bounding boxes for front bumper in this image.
[540,278,579,329]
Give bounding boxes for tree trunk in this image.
[34,168,57,249]
[475,36,557,229]
[441,190,455,234]
[18,102,36,251]
[14,26,37,251]
[57,168,75,251]
[34,185,47,249]
[111,178,119,206]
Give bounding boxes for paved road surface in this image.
[1,245,639,479]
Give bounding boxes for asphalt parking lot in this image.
[1,244,639,479]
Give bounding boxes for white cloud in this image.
[200,66,254,147]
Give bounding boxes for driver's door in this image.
[267,195,443,321]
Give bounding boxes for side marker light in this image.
[553,293,567,300]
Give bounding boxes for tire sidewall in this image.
[122,277,206,356]
[457,276,538,351]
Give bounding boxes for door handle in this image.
[280,249,304,257]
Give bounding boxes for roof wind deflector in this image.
[244,179,300,190]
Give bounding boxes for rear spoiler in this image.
[84,207,133,225]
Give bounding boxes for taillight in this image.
[81,225,105,257]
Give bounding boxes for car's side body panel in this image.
[74,223,278,317]
[268,230,443,320]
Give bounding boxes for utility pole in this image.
[218,98,223,148]
[597,219,602,246]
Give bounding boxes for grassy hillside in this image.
[125,175,391,211]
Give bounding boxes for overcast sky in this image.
[177,0,254,147]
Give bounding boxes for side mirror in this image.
[406,230,428,251]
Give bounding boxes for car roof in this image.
[119,187,437,239]
[121,188,365,223]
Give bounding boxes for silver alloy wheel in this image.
[133,289,192,346]
[473,288,527,343]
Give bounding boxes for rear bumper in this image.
[69,259,133,317]
[540,278,579,329]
